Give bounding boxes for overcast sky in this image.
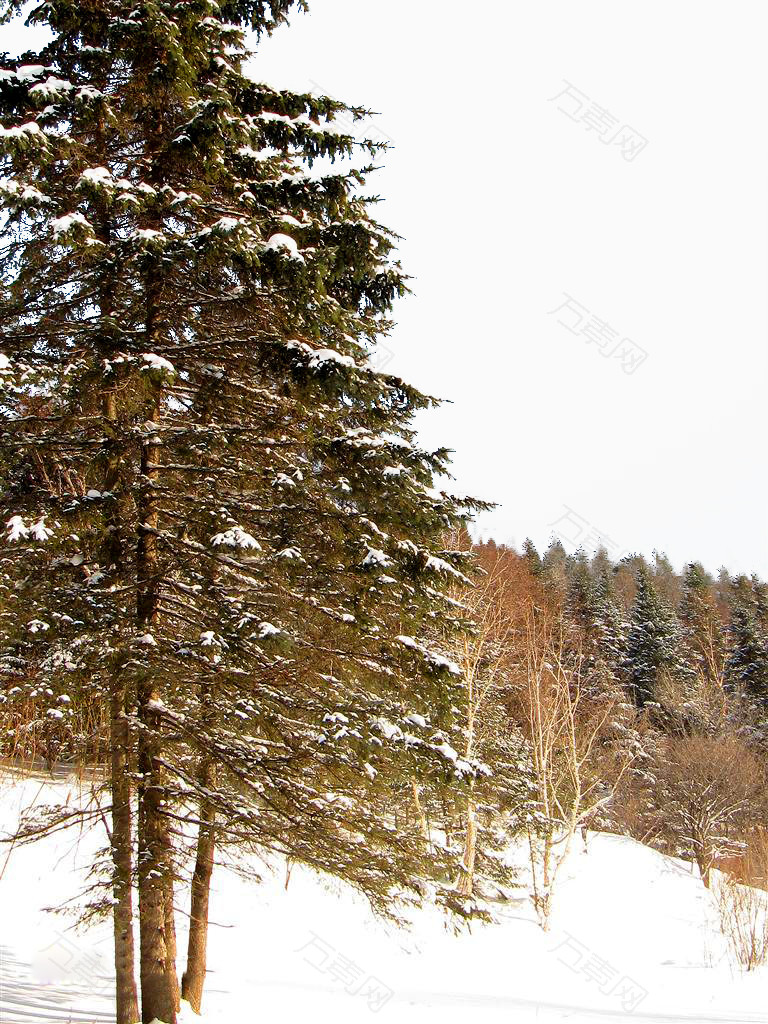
[5,2,768,577]
[252,0,768,578]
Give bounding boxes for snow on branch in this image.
[211,526,262,551]
[265,232,304,262]
[395,635,462,676]
[52,212,93,237]
[5,515,54,543]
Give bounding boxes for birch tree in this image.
[449,546,531,901]
[517,612,633,929]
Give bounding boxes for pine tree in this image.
[724,577,768,701]
[591,566,628,679]
[521,537,543,578]
[751,574,768,630]
[0,2,488,1019]
[564,554,625,685]
[541,536,567,599]
[590,543,613,579]
[565,549,594,636]
[624,566,685,707]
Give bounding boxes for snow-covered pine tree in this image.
[751,573,768,630]
[590,543,613,579]
[564,549,595,636]
[624,566,686,708]
[724,577,768,703]
[521,537,543,578]
[591,566,627,680]
[0,2,488,1020]
[541,536,567,600]
[563,553,625,688]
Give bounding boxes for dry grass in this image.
[716,830,768,970]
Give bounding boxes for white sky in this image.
[3,2,767,577]
[252,0,768,578]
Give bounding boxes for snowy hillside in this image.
[1,768,767,1024]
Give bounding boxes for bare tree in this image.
[516,612,633,929]
[652,669,728,736]
[451,560,519,897]
[655,733,765,888]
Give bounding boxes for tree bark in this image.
[182,790,216,1013]
[110,677,140,1024]
[456,799,477,897]
[136,377,177,1023]
[456,686,477,896]
[101,271,139,1020]
[182,678,217,1015]
[164,868,181,1013]
[411,780,429,841]
[696,847,712,888]
[162,851,180,1011]
[137,686,177,1024]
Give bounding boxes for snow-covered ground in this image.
[1,767,767,1024]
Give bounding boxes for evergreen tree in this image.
[0,3,487,1019]
[522,537,543,577]
[613,552,647,614]
[751,574,768,630]
[563,553,625,685]
[590,543,613,579]
[714,566,733,620]
[724,577,768,701]
[541,536,567,598]
[564,549,594,635]
[591,566,628,679]
[624,566,685,707]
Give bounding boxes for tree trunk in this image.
[164,868,181,1012]
[136,381,176,1024]
[110,678,140,1024]
[102,313,139,1021]
[456,799,477,897]
[456,696,477,897]
[696,849,712,888]
[411,780,429,841]
[182,792,216,1013]
[182,678,217,1015]
[137,687,176,1024]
